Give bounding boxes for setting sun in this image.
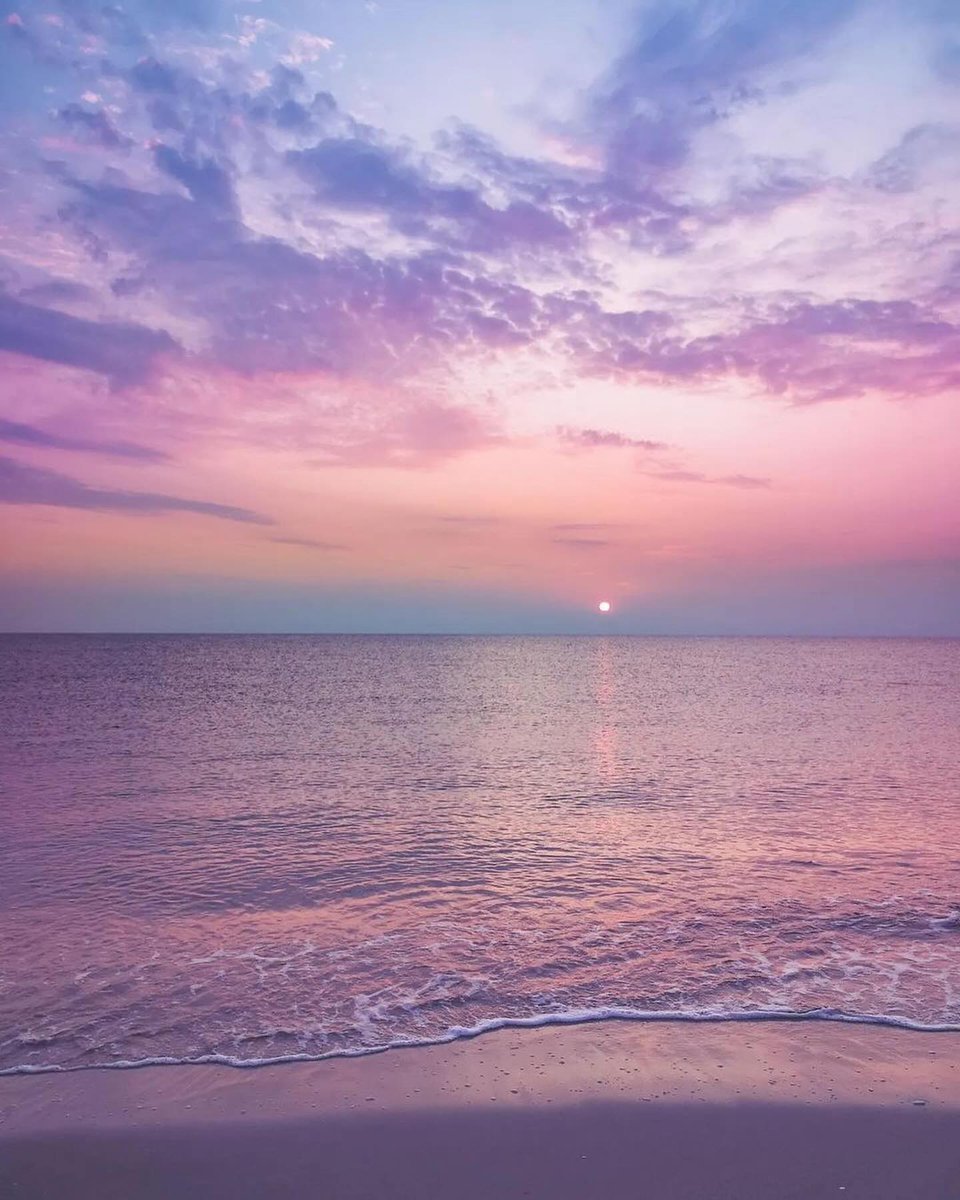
[598,601,611,613]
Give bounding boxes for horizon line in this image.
[2,631,959,640]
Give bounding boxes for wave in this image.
[3,1004,959,1078]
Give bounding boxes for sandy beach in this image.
[1,1019,958,1198]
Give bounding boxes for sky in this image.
[0,0,958,633]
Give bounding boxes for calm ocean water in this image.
[1,635,959,1074]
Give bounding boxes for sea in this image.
[1,634,958,1075]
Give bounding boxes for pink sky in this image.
[0,0,958,631]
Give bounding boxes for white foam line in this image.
[2,1007,959,1077]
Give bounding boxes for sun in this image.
[598,601,611,613]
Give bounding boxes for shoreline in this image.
[2,1020,958,1198]
[5,1006,960,1079]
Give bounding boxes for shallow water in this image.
[1,635,959,1073]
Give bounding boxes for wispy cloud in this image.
[551,522,623,532]
[551,536,614,548]
[644,468,772,488]
[0,419,169,463]
[0,292,178,386]
[435,515,504,525]
[0,457,271,524]
[557,427,668,450]
[268,536,348,550]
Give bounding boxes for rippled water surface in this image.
[2,635,959,1072]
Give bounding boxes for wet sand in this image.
[1,1020,958,1198]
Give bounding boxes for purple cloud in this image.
[551,522,623,532]
[590,0,864,178]
[62,176,516,378]
[153,144,235,210]
[867,124,960,193]
[127,57,342,142]
[0,456,271,523]
[16,280,97,306]
[551,536,614,548]
[692,298,960,402]
[645,468,772,488]
[289,137,574,252]
[0,291,177,385]
[268,537,348,550]
[440,125,692,250]
[3,1,956,483]
[436,515,504,525]
[0,418,169,463]
[713,474,772,489]
[58,102,130,149]
[558,295,960,404]
[558,426,668,450]
[56,150,960,413]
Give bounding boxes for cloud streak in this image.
[268,536,349,550]
[0,419,169,463]
[0,457,271,524]
[557,427,669,450]
[0,292,177,385]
